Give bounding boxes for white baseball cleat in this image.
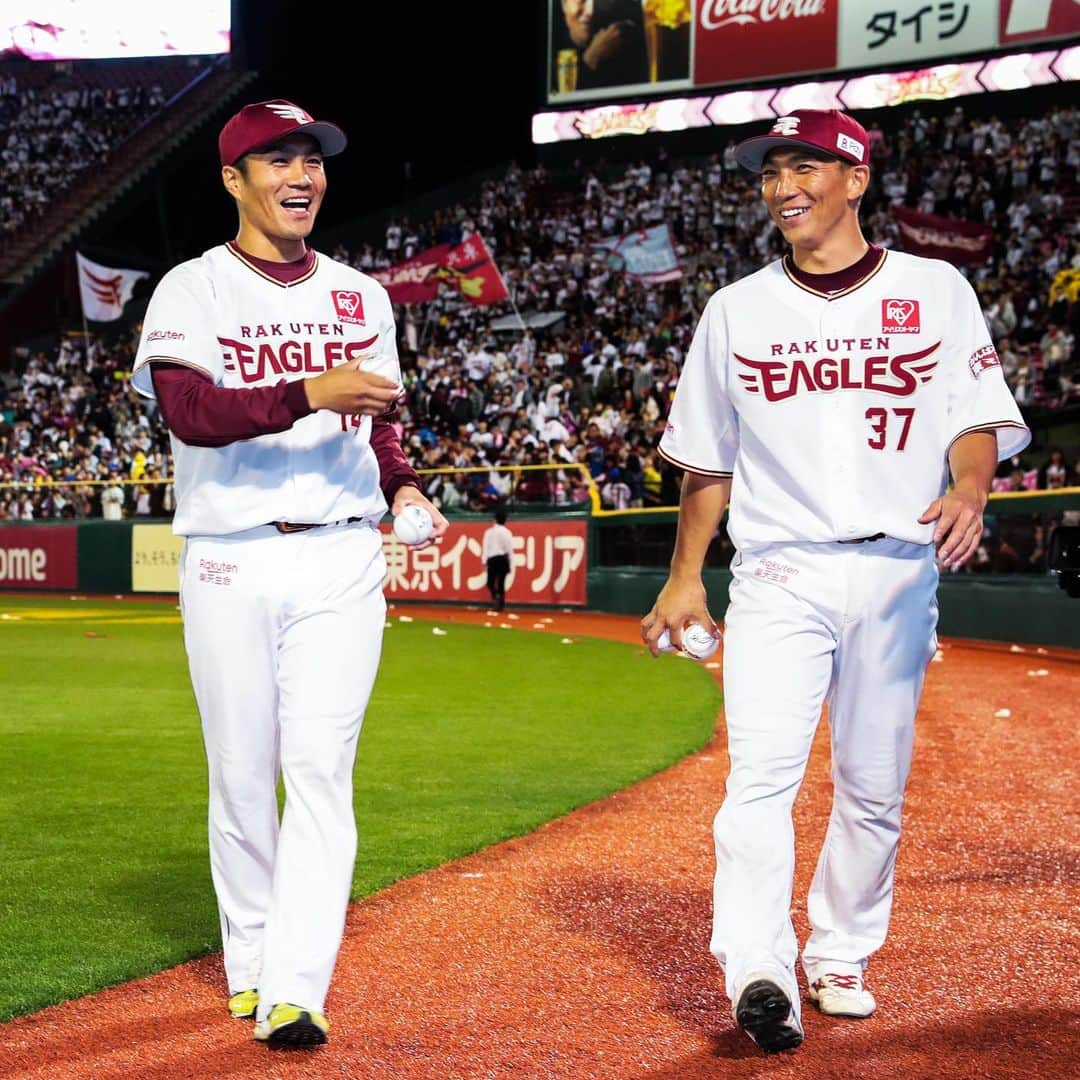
[809,972,877,1018]
[733,972,804,1053]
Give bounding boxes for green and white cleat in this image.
[253,1002,329,1048]
[227,988,258,1019]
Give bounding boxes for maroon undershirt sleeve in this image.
[370,408,422,503]
[150,361,422,502]
[150,362,311,447]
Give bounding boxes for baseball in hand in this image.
[656,623,720,660]
[393,504,434,546]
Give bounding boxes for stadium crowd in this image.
[0,99,1077,575]
[0,72,167,237]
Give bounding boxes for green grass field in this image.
[0,595,721,1022]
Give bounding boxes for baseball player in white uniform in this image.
[642,109,1029,1054]
[130,99,448,1048]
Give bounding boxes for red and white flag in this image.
[372,245,449,304]
[374,236,508,306]
[437,235,509,306]
[76,252,149,322]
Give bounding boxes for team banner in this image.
[132,524,184,593]
[437,235,510,306]
[380,519,588,605]
[546,1,1080,104]
[0,526,77,589]
[374,237,508,306]
[891,206,993,266]
[371,245,449,304]
[76,252,149,323]
[592,225,682,284]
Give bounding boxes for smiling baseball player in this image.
[130,99,447,1049]
[642,109,1029,1054]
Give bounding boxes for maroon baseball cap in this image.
[218,99,347,166]
[735,109,869,172]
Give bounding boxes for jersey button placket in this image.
[820,305,855,538]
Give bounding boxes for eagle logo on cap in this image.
[771,116,801,136]
[266,103,310,123]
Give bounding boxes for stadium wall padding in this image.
[587,568,1080,649]
[77,521,133,594]
[1,520,1076,648]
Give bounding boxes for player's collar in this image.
[227,241,318,287]
[782,244,886,300]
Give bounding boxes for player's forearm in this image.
[369,412,422,503]
[151,363,311,447]
[948,431,997,504]
[670,472,731,581]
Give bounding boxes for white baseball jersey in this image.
[481,523,514,561]
[132,244,400,536]
[659,249,1030,548]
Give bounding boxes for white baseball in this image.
[393,504,434,546]
[656,623,720,660]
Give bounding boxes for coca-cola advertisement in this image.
[694,0,837,87]
[544,0,1079,107]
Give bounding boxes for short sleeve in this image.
[943,267,1031,461]
[658,295,739,475]
[131,264,222,398]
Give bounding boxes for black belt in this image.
[272,517,365,534]
[838,532,886,545]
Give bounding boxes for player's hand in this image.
[640,574,718,657]
[582,21,633,70]
[305,357,402,416]
[917,482,988,569]
[392,487,449,550]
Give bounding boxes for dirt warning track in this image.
[2,607,1076,1079]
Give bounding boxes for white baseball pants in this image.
[179,521,386,1021]
[711,538,938,1009]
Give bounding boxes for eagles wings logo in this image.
[736,343,940,402]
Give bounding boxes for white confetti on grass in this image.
[560,638,574,645]
[483,621,493,628]
[398,615,414,623]
[432,627,447,636]
[994,708,1012,718]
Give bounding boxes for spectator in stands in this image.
[1040,447,1069,490]
[101,472,125,520]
